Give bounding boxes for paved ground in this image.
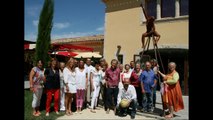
[57,108,154,120]
[57,91,188,120]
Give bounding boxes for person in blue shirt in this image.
[140,61,157,112]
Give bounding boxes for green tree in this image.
[34,0,54,67]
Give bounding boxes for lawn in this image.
[24,89,64,120]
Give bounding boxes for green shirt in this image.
[166,72,179,85]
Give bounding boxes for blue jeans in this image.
[142,92,153,111]
[152,87,156,107]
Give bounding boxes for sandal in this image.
[69,111,73,115]
[90,110,96,113]
[37,111,41,115]
[33,112,40,117]
[165,114,173,118]
[66,111,70,116]
[66,112,70,116]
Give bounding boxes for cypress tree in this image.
[34,0,54,67]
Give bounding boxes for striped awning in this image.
[24,44,36,50]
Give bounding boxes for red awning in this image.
[51,51,78,57]
[52,44,94,52]
[24,44,29,49]
[24,43,94,52]
[24,44,36,50]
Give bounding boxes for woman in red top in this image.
[131,63,143,108]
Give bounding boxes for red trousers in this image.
[46,89,60,112]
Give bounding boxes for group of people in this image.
[29,57,184,119]
[29,58,107,117]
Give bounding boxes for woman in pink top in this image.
[75,59,88,114]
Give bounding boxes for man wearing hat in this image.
[116,78,137,119]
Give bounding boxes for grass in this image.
[24,89,64,120]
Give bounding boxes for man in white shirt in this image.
[84,58,95,108]
[116,78,137,119]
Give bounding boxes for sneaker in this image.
[130,115,135,119]
[119,112,127,117]
[141,108,147,113]
[55,111,59,114]
[45,112,49,116]
[147,109,151,113]
[151,107,155,112]
[60,108,65,112]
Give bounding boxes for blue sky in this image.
[25,0,106,42]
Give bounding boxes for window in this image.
[118,54,123,64]
[180,0,188,16]
[141,0,188,22]
[134,55,141,64]
[140,55,150,69]
[146,0,157,18]
[161,0,175,18]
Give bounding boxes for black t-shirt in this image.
[44,68,60,89]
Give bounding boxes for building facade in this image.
[102,0,188,94]
[51,34,104,55]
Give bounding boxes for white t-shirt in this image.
[91,68,102,85]
[63,67,77,93]
[101,70,106,85]
[84,64,94,83]
[59,69,64,89]
[119,70,133,89]
[117,84,137,105]
[123,70,132,80]
[75,67,88,89]
[153,66,158,75]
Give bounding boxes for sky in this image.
[25,0,106,42]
